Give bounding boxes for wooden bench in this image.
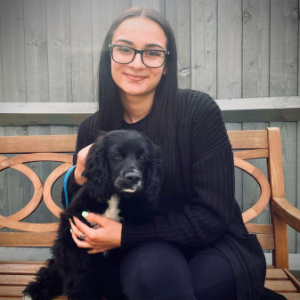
[0,127,300,299]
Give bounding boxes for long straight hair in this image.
[97,7,179,190]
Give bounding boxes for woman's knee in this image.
[119,241,195,300]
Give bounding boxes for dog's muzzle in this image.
[115,171,143,193]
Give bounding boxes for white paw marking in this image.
[23,296,32,300]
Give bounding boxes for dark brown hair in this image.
[97,7,178,190]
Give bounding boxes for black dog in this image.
[23,130,162,300]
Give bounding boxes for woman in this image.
[65,7,286,300]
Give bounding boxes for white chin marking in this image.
[122,188,136,193]
[23,296,32,300]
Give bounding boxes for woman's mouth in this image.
[124,73,147,82]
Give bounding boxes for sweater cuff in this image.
[121,222,158,250]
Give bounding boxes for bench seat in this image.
[0,129,300,299]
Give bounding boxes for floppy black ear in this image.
[82,138,113,202]
[144,149,163,209]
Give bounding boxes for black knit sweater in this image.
[63,89,286,300]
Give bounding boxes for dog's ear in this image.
[82,138,113,201]
[144,148,163,209]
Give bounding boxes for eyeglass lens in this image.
[112,45,166,67]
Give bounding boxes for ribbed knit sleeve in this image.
[121,92,235,250]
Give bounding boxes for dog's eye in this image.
[112,152,122,159]
[139,155,147,162]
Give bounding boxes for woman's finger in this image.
[70,230,93,249]
[87,248,105,254]
[69,219,83,237]
[73,216,94,237]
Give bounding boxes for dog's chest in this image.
[88,195,121,228]
[103,195,121,221]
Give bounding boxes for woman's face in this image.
[111,17,167,99]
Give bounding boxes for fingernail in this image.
[82,211,89,218]
[70,229,72,233]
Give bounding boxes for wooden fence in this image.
[0,0,299,256]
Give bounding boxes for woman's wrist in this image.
[74,166,87,186]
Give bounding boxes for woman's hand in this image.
[69,212,122,254]
[74,144,93,185]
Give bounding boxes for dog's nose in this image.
[125,172,141,185]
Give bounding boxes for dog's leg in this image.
[22,259,63,300]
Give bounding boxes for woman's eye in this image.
[139,156,147,162]
[116,46,131,53]
[145,50,162,57]
[113,152,122,159]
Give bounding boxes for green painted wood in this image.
[191,0,217,98]
[217,0,242,99]
[0,127,8,233]
[47,0,72,103]
[166,0,191,89]
[270,0,298,96]
[269,0,299,254]
[242,0,270,98]
[24,0,49,103]
[70,0,94,103]
[0,9,3,102]
[297,121,300,253]
[0,0,26,102]
[131,0,165,12]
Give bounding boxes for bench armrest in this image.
[272,197,300,232]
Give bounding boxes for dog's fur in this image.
[22,130,162,300]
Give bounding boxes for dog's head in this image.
[82,130,162,208]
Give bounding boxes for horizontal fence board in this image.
[0,97,299,126]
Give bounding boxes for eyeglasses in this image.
[108,44,170,68]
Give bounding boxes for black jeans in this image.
[104,241,236,300]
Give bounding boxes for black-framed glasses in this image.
[108,44,170,68]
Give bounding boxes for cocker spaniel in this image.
[23,129,162,300]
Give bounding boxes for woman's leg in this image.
[119,241,197,300]
[185,245,236,300]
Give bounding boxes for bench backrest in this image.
[0,128,288,267]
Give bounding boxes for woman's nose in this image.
[129,53,145,68]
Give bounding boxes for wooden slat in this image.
[256,233,275,250]
[0,285,66,298]
[267,127,289,269]
[0,274,35,285]
[0,263,44,275]
[234,149,269,159]
[272,197,300,233]
[264,280,297,293]
[0,135,76,153]
[280,294,300,300]
[0,216,58,232]
[227,130,269,149]
[284,269,300,292]
[237,157,271,223]
[266,269,288,280]
[0,233,57,247]
[246,223,273,234]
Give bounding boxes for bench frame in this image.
[0,127,300,299]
